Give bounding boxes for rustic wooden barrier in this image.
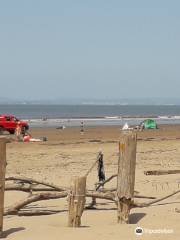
[0,138,6,236]
[2,141,180,226]
[117,132,137,223]
[68,176,86,227]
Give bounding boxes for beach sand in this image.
[2,125,180,239]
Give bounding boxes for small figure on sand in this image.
[80,121,84,134]
[42,117,47,121]
[23,132,47,142]
[23,133,41,142]
[97,151,105,182]
[15,121,22,141]
[15,123,46,142]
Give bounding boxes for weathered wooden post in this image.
[0,138,6,236]
[68,176,86,227]
[117,132,137,223]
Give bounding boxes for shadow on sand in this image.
[1,227,25,238]
[129,213,146,224]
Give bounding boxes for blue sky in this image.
[0,1,180,100]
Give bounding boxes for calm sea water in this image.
[1,104,180,127]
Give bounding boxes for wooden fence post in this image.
[0,138,6,236]
[68,176,86,227]
[117,132,137,224]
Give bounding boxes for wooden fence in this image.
[0,131,180,233]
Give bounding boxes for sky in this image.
[0,0,180,101]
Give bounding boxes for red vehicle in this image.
[0,115,29,134]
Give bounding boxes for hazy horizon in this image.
[1,96,180,105]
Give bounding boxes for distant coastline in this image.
[1,97,180,105]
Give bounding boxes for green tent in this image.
[143,119,157,129]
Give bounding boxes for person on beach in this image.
[15,122,22,141]
[23,132,44,142]
[80,121,84,134]
[23,132,32,142]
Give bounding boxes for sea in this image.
[1,104,180,128]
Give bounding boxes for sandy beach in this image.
[2,125,180,239]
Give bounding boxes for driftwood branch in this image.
[5,176,67,191]
[4,189,179,217]
[5,175,141,195]
[95,174,117,191]
[4,191,116,216]
[5,188,180,216]
[18,210,62,216]
[5,183,61,192]
[144,170,180,176]
[4,174,180,216]
[85,154,99,177]
[97,188,155,199]
[132,189,180,208]
[4,192,68,215]
[5,183,155,200]
[86,191,115,201]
